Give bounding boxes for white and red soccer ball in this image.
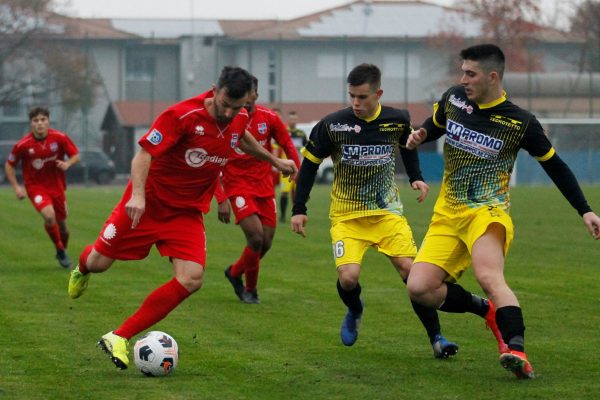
[133,331,178,377]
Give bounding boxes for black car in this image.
[0,144,116,185]
[67,149,116,184]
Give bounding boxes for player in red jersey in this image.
[5,107,80,268]
[219,76,301,304]
[67,67,297,370]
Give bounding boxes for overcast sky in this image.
[53,0,575,28]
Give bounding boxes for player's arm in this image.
[407,92,449,149]
[272,116,301,172]
[56,153,80,171]
[291,156,320,238]
[399,131,429,203]
[126,148,152,228]
[4,161,26,199]
[239,130,297,179]
[213,175,230,224]
[56,135,81,171]
[522,119,600,239]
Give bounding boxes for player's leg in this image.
[54,194,72,267]
[100,258,201,370]
[226,196,264,302]
[278,177,291,223]
[471,223,534,379]
[391,256,458,359]
[99,212,205,370]
[37,202,69,267]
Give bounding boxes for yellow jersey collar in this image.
[361,103,382,123]
[478,90,507,109]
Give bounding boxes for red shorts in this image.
[229,194,276,227]
[27,188,67,221]
[93,191,207,266]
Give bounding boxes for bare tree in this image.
[456,0,543,72]
[0,0,100,110]
[570,0,600,72]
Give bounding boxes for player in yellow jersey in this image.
[291,63,465,358]
[406,44,600,379]
[278,110,307,223]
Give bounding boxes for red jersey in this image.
[139,90,248,214]
[222,105,299,197]
[7,129,78,194]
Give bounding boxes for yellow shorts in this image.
[414,205,514,281]
[280,175,295,194]
[330,214,417,268]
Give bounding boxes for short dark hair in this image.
[347,63,381,89]
[216,66,253,99]
[28,106,49,120]
[460,44,505,78]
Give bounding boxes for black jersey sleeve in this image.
[292,158,319,216]
[303,119,332,161]
[421,89,450,142]
[399,131,424,183]
[521,117,592,216]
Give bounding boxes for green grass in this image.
[0,183,599,399]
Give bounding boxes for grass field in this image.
[1,183,599,399]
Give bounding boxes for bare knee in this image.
[338,264,360,290]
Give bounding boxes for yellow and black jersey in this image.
[303,104,421,223]
[422,85,556,215]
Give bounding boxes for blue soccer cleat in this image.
[432,334,459,359]
[340,301,363,346]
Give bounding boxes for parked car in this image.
[67,149,116,184]
[0,143,116,185]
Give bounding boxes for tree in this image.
[570,0,600,72]
[0,0,100,111]
[428,0,544,74]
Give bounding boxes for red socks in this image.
[44,223,64,250]
[230,246,261,291]
[78,245,93,274]
[114,278,191,340]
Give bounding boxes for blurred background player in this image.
[278,110,307,223]
[5,106,80,268]
[406,43,600,379]
[67,66,297,370]
[219,76,301,304]
[290,63,459,358]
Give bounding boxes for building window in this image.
[383,54,421,79]
[126,56,155,81]
[268,48,277,102]
[317,54,354,78]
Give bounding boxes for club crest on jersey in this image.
[330,123,362,133]
[146,129,163,145]
[449,94,474,114]
[194,125,205,135]
[230,133,239,148]
[257,122,267,134]
[50,142,58,152]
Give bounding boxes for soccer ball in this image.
[133,331,178,377]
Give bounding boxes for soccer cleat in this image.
[340,301,363,346]
[241,289,260,304]
[432,334,459,359]
[484,299,510,354]
[68,266,90,299]
[56,249,73,268]
[224,266,245,301]
[98,331,130,370]
[500,350,535,379]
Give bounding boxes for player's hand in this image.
[582,211,600,240]
[277,159,298,180]
[411,180,429,203]
[14,186,26,200]
[55,159,70,171]
[125,194,146,229]
[291,214,308,238]
[406,128,427,150]
[217,201,231,224]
